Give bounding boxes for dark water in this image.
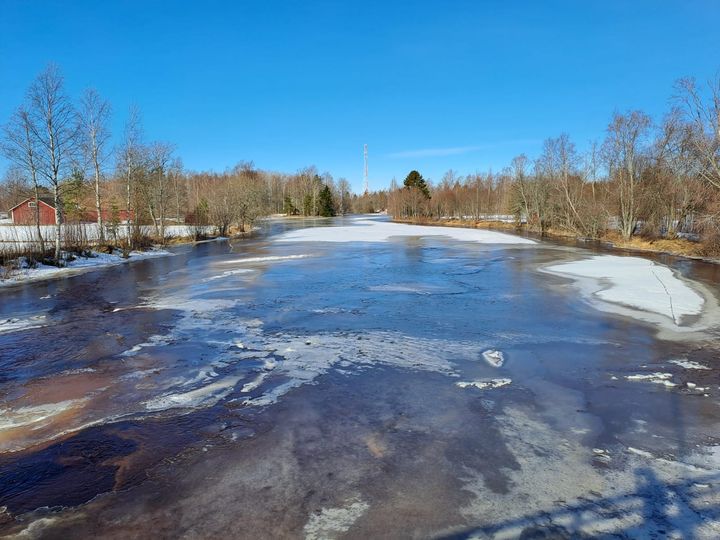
[0,216,719,538]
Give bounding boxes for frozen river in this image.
[1,216,719,538]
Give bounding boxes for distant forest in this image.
[387,74,720,255]
[2,64,719,260]
[0,65,384,262]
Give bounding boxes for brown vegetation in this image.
[387,74,720,259]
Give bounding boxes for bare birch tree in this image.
[603,111,652,240]
[169,157,184,223]
[675,76,720,191]
[79,88,112,241]
[540,134,585,234]
[1,107,46,254]
[117,106,144,247]
[146,142,175,241]
[27,64,80,262]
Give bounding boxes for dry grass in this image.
[600,232,706,258]
[165,235,198,245]
[393,217,522,232]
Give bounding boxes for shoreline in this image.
[392,217,720,265]
[0,235,230,288]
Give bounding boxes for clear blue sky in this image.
[1,1,719,192]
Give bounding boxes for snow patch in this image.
[304,498,369,540]
[669,358,710,370]
[0,248,171,287]
[625,372,676,387]
[456,378,512,390]
[276,218,535,244]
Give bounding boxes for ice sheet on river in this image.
[275,218,535,244]
[542,255,716,334]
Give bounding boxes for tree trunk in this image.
[53,184,62,263]
[148,203,159,239]
[33,179,45,256]
[126,170,133,249]
[94,157,104,242]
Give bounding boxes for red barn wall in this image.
[12,201,56,225]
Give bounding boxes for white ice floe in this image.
[303,498,370,540]
[627,446,655,459]
[0,399,87,431]
[144,376,242,411]
[456,378,512,390]
[482,349,505,368]
[542,255,709,330]
[685,382,710,392]
[121,334,175,356]
[275,218,535,244]
[217,254,311,265]
[204,268,255,281]
[669,358,710,370]
[241,372,269,393]
[625,372,676,387]
[0,314,46,334]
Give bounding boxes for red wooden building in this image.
[10,197,57,225]
[9,198,133,225]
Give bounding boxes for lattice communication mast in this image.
[363,144,369,194]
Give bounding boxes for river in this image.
[1,216,719,538]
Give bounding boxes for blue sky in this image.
[1,0,719,192]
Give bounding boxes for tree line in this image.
[0,64,378,264]
[387,75,720,254]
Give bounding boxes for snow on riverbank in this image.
[275,218,536,244]
[0,249,171,287]
[542,255,711,331]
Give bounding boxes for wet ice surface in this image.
[0,215,719,538]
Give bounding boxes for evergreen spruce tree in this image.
[403,170,431,198]
[318,185,336,217]
[283,195,297,215]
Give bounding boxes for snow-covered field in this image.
[276,218,535,244]
[542,255,715,333]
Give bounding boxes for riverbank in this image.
[0,234,233,287]
[0,247,173,287]
[393,217,720,263]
